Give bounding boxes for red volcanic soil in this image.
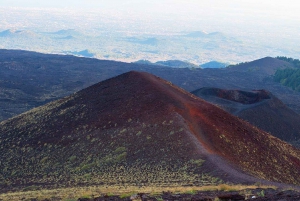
[94,71,300,185]
[184,92,300,185]
[1,71,300,191]
[57,71,300,184]
[192,87,300,147]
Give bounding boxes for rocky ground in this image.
[75,188,300,201]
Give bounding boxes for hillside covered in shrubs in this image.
[274,68,300,92]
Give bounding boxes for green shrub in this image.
[116,152,127,162]
[115,147,127,153]
[190,159,204,166]
[257,190,265,197]
[69,155,77,162]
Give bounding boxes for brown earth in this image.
[1,71,300,193]
[192,88,300,147]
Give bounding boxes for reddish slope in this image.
[192,87,300,147]
[0,71,300,192]
[185,98,300,184]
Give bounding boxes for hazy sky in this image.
[1,1,299,27]
[1,0,299,39]
[1,1,299,23]
[0,0,299,61]
[0,0,298,15]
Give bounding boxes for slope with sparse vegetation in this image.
[1,71,300,196]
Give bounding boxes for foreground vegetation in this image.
[0,92,221,192]
[0,184,277,201]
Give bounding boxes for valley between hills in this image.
[1,49,300,201]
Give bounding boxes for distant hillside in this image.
[64,49,95,58]
[200,61,229,68]
[227,57,293,78]
[274,68,300,92]
[0,49,156,121]
[125,37,158,45]
[56,35,75,40]
[155,60,199,68]
[0,29,37,38]
[0,29,15,37]
[1,71,300,193]
[133,59,153,65]
[192,88,300,147]
[49,29,81,36]
[276,56,300,68]
[1,49,300,122]
[133,59,199,68]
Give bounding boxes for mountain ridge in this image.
[1,71,300,193]
[1,49,300,123]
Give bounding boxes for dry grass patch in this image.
[0,184,278,201]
